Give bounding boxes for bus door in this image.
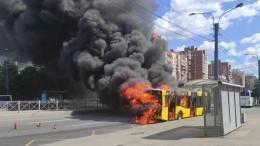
[160,90,170,121]
[190,92,196,117]
[195,91,203,116]
[153,90,169,121]
[176,92,191,119]
[168,92,175,121]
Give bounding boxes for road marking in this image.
[25,140,35,146]
[66,122,103,127]
[27,119,73,124]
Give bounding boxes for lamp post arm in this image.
[189,12,215,30]
[218,8,234,23]
[202,12,215,25]
[218,2,244,23]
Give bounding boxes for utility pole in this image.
[189,2,244,81]
[214,23,219,80]
[258,60,260,80]
[245,54,260,106]
[257,60,260,106]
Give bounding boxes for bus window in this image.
[176,96,180,106]
[195,96,202,107]
[164,95,169,107]
[240,91,250,96]
[180,96,188,107]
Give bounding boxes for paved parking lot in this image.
[40,107,260,146]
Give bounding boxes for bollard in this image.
[53,123,56,129]
[14,123,18,130]
[241,112,246,123]
[92,130,95,136]
[37,122,41,127]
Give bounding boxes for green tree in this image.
[12,66,56,100]
[0,61,18,95]
[252,79,260,99]
[0,63,71,100]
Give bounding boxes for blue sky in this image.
[154,0,260,77]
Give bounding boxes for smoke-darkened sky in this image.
[0,0,175,106]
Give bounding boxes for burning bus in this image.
[146,89,204,121]
[120,82,205,124]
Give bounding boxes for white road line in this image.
[26,119,73,124]
[65,122,103,127]
[24,140,35,146]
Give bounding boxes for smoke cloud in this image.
[0,0,175,106]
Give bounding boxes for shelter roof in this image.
[183,79,244,89]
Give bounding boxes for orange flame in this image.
[160,84,172,90]
[180,96,188,107]
[133,104,159,124]
[119,80,161,124]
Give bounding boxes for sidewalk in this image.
[0,108,114,120]
[0,110,74,120]
[41,108,260,146]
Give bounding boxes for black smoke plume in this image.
[0,0,175,106]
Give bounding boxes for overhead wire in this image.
[218,45,257,73]
[125,0,213,42]
[154,0,216,33]
[106,0,257,75]
[218,30,258,74]
[105,0,207,44]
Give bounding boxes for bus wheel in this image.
[177,112,183,120]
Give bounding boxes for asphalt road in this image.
[0,111,137,146]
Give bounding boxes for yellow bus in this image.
[147,89,204,121]
[145,89,173,121]
[174,91,203,120]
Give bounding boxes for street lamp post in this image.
[5,48,9,95]
[245,54,260,106]
[189,3,244,80]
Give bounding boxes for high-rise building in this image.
[179,46,208,81]
[166,50,188,82]
[245,74,257,90]
[208,60,232,82]
[232,69,245,86]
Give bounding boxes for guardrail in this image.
[0,100,109,112]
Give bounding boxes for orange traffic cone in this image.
[14,123,18,130]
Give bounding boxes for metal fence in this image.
[0,100,108,112]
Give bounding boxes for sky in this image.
[153,0,260,78]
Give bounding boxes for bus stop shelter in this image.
[183,79,243,136]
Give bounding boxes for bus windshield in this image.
[240,91,250,96]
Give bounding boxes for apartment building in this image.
[245,74,257,90]
[208,60,232,82]
[232,69,245,86]
[166,50,188,82]
[179,46,208,81]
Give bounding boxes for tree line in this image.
[0,61,70,100]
